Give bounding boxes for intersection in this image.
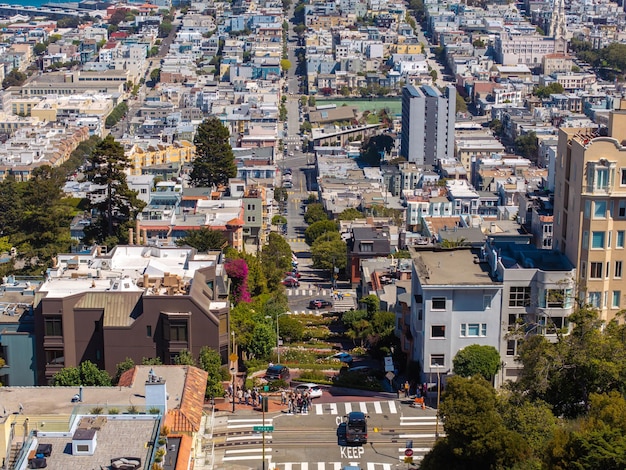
[210,396,438,470]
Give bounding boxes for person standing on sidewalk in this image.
[404,381,410,397]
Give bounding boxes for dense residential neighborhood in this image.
[0,0,624,468]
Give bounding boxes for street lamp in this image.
[434,367,450,439]
[266,312,289,364]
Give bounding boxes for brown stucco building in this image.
[34,246,231,384]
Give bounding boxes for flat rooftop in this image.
[36,418,156,470]
[412,248,497,285]
[0,365,188,419]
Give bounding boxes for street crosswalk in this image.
[274,463,394,470]
[313,400,398,416]
[286,237,306,243]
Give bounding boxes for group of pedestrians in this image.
[226,385,264,407]
[281,389,312,414]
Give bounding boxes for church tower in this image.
[550,0,567,54]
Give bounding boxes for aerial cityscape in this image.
[0,0,623,468]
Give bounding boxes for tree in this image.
[337,208,365,220]
[534,82,564,99]
[515,132,538,160]
[308,96,316,107]
[304,220,338,245]
[456,91,468,113]
[360,134,394,166]
[174,349,195,366]
[53,361,112,386]
[190,117,237,188]
[421,376,530,470]
[198,346,225,399]
[489,118,503,136]
[280,59,291,73]
[84,135,145,246]
[272,215,287,225]
[149,68,160,84]
[278,315,304,342]
[248,322,275,359]
[260,233,292,290]
[114,357,135,384]
[176,227,227,251]
[34,42,47,56]
[453,344,501,382]
[304,203,328,224]
[225,258,251,303]
[361,295,380,317]
[2,69,26,88]
[311,232,347,271]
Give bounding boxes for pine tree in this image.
[190,117,237,188]
[85,135,145,246]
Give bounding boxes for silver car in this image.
[294,383,323,398]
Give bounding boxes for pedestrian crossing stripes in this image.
[226,417,274,429]
[274,463,393,470]
[286,238,306,243]
[286,288,330,297]
[314,400,398,416]
[400,416,438,426]
[222,447,273,462]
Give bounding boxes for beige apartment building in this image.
[553,100,626,321]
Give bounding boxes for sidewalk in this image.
[214,393,288,415]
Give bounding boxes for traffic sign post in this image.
[404,449,413,457]
[253,425,274,432]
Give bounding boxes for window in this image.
[432,297,446,310]
[140,188,147,194]
[506,339,517,356]
[45,350,64,365]
[617,231,624,248]
[541,289,572,308]
[619,201,626,218]
[613,291,621,308]
[359,243,373,252]
[621,169,626,185]
[146,325,152,337]
[588,291,601,308]
[584,200,591,218]
[247,204,256,211]
[596,168,609,190]
[592,231,605,249]
[76,445,89,452]
[431,325,446,338]
[509,287,530,307]
[460,323,487,337]
[44,316,63,336]
[590,262,603,279]
[616,261,623,278]
[583,231,589,249]
[169,323,188,342]
[594,200,607,218]
[430,354,445,367]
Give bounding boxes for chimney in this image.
[135,220,141,245]
[145,368,167,414]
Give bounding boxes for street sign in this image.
[385,371,395,382]
[229,353,238,361]
[253,425,274,432]
[405,449,414,457]
[384,356,394,372]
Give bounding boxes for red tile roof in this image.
[164,367,208,433]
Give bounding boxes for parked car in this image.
[309,299,333,309]
[294,383,323,398]
[283,181,293,189]
[285,271,301,279]
[266,364,290,380]
[330,352,353,364]
[283,168,292,175]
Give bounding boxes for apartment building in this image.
[553,101,626,321]
[34,246,231,384]
[400,85,456,166]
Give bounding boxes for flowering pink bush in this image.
[225,258,251,303]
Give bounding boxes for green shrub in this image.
[149,407,160,415]
[126,405,139,414]
[280,349,317,363]
[89,407,103,414]
[298,369,329,383]
[333,372,382,391]
[268,379,288,391]
[108,408,119,415]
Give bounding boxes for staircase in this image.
[7,442,22,470]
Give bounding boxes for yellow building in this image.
[30,94,114,123]
[395,42,423,55]
[553,100,626,321]
[127,140,195,175]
